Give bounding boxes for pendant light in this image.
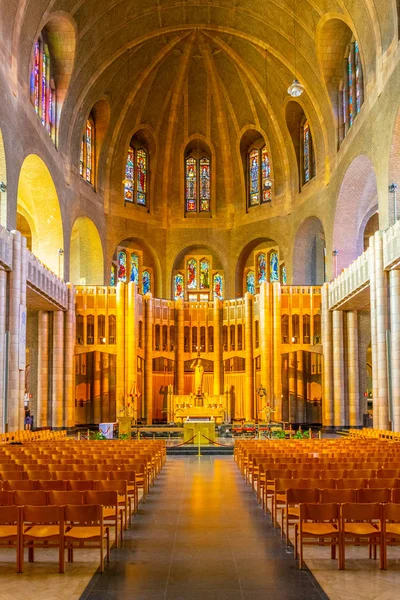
[287,0,304,97]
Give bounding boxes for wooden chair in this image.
[13,490,48,506]
[272,479,308,527]
[111,471,138,514]
[80,471,110,481]
[85,490,120,547]
[0,471,25,481]
[319,488,356,504]
[357,488,391,503]
[36,480,66,491]
[53,471,80,480]
[64,504,109,572]
[281,488,319,542]
[392,488,400,503]
[382,502,400,569]
[263,469,293,513]
[0,505,22,572]
[336,478,367,489]
[21,505,65,573]
[319,470,348,479]
[0,491,12,505]
[67,480,95,491]
[377,469,400,479]
[294,503,341,570]
[26,470,53,481]
[341,502,384,570]
[48,491,85,506]
[96,480,130,529]
[306,478,336,490]
[347,469,376,479]
[3,480,36,491]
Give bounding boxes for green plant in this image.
[90,431,107,440]
[119,433,130,440]
[272,429,286,439]
[293,430,304,439]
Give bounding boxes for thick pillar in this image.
[272,282,282,421]
[321,283,334,426]
[369,234,379,427]
[0,267,6,431]
[390,269,400,431]
[347,310,360,426]
[37,311,49,428]
[64,283,75,428]
[8,230,23,431]
[116,282,125,416]
[296,350,305,423]
[244,292,254,420]
[18,238,27,429]
[176,299,185,395]
[288,353,297,424]
[93,351,101,424]
[145,293,154,424]
[101,353,110,422]
[127,282,137,402]
[213,298,222,397]
[374,232,390,430]
[259,282,272,403]
[52,311,64,428]
[332,310,345,426]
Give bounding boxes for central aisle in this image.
[81,456,328,600]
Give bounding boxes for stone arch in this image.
[285,101,316,190]
[171,243,225,300]
[112,237,162,297]
[292,217,325,285]
[0,128,7,227]
[333,155,378,274]
[235,237,282,297]
[17,154,63,275]
[89,97,111,188]
[70,217,104,285]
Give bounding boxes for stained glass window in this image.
[110,264,116,286]
[185,157,197,212]
[261,146,271,203]
[79,139,84,177]
[117,250,127,283]
[130,253,139,284]
[257,253,267,284]
[348,49,353,127]
[213,273,223,300]
[246,271,255,295]
[249,148,260,206]
[199,158,210,212]
[85,120,93,183]
[174,273,184,300]
[124,146,134,203]
[187,258,197,289]
[355,41,361,114]
[142,270,151,294]
[136,149,147,205]
[303,121,310,183]
[30,36,55,139]
[281,265,287,285]
[269,251,279,282]
[340,40,363,144]
[199,259,210,289]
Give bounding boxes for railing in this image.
[328,248,370,310]
[0,225,12,269]
[383,220,400,270]
[26,251,69,310]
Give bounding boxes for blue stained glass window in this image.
[118,250,127,283]
[269,251,279,282]
[257,253,267,284]
[303,121,310,183]
[355,41,361,114]
[130,253,139,284]
[249,148,260,206]
[246,271,255,295]
[110,265,116,286]
[30,37,55,139]
[142,270,151,294]
[213,273,223,300]
[199,158,211,212]
[281,265,287,285]
[348,49,353,127]
[136,148,147,205]
[174,273,184,300]
[185,158,197,212]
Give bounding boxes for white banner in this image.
[18,304,26,370]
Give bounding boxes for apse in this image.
[292,217,325,286]
[70,217,104,285]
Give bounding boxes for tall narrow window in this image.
[136,149,147,205]
[187,259,197,289]
[348,49,354,127]
[117,250,127,283]
[80,116,95,185]
[261,146,272,203]
[124,146,134,203]
[199,259,210,289]
[257,253,267,284]
[248,145,272,207]
[174,273,184,300]
[355,41,362,114]
[142,270,151,294]
[213,273,223,300]
[124,146,148,206]
[30,36,56,140]
[110,264,116,286]
[249,148,260,206]
[339,39,364,143]
[280,264,287,285]
[269,251,279,282]
[130,253,139,283]
[303,121,310,183]
[246,271,255,295]
[185,156,211,213]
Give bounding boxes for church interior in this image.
[1,1,400,599]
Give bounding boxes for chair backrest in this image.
[368,478,398,489]
[0,471,25,480]
[95,480,127,494]
[319,470,348,479]
[0,490,12,505]
[357,488,391,503]
[111,470,136,483]
[265,469,293,481]
[13,490,47,506]
[306,478,336,489]
[347,469,376,478]
[64,503,102,524]
[67,479,95,491]
[319,488,356,503]
[275,478,307,492]
[336,478,367,489]
[53,471,80,480]
[22,504,63,524]
[341,502,381,520]
[299,502,339,521]
[392,488,400,503]
[48,491,84,505]
[0,504,20,525]
[286,488,319,504]
[84,490,118,507]
[2,480,36,491]
[80,471,109,481]
[377,469,400,478]
[36,480,66,491]
[26,470,52,480]
[384,502,400,521]
[293,469,321,479]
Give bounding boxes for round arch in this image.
[0,128,7,227]
[112,237,162,297]
[17,154,63,275]
[333,155,378,274]
[235,237,282,297]
[171,243,226,300]
[292,217,325,285]
[70,217,104,285]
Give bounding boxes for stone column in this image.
[0,267,6,431]
[374,231,389,430]
[37,311,49,428]
[127,282,137,402]
[213,298,222,397]
[64,283,75,428]
[347,310,360,426]
[288,352,297,424]
[101,353,110,422]
[8,230,23,431]
[116,282,125,416]
[296,350,305,423]
[18,238,27,429]
[272,282,282,421]
[332,310,345,427]
[52,311,64,429]
[244,292,254,420]
[259,282,272,404]
[93,350,101,424]
[390,270,400,431]
[145,293,154,424]
[176,299,185,395]
[321,283,334,426]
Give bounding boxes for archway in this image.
[333,155,378,274]
[0,129,6,228]
[70,217,104,285]
[235,237,283,297]
[17,154,63,275]
[292,217,325,285]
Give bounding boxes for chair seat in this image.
[385,523,400,536]
[344,523,380,536]
[103,508,117,518]
[301,523,338,536]
[24,525,63,538]
[65,526,102,539]
[0,525,18,538]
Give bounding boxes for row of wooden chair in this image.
[0,430,68,443]
[348,428,400,441]
[294,501,400,571]
[0,503,109,574]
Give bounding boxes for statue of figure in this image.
[191,358,204,395]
